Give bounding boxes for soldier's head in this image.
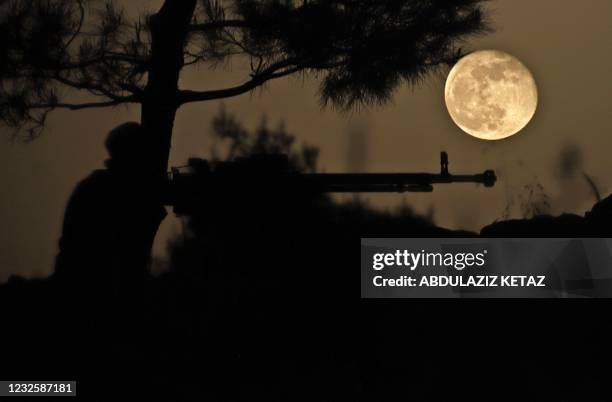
[104,122,144,170]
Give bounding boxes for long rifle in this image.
[165,152,495,208]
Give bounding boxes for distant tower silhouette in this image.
[346,120,369,172]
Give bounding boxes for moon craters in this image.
[445,50,538,140]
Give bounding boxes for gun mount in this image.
[164,152,496,209]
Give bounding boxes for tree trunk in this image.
[137,0,197,262]
[141,0,197,177]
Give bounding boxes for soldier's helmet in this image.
[104,122,144,169]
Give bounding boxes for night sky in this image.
[1,0,611,280]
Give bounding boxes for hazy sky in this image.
[1,0,611,281]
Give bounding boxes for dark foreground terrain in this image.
[1,191,612,401]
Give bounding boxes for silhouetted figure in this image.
[54,122,166,334]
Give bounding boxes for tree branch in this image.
[25,97,138,111]
[178,59,304,104]
[55,53,147,71]
[49,75,136,101]
[188,20,249,32]
[178,56,346,104]
[60,0,85,54]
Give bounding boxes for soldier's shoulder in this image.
[79,169,114,185]
[69,169,115,198]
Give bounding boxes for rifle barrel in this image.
[300,171,496,192]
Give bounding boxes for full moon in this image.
[444,50,538,140]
